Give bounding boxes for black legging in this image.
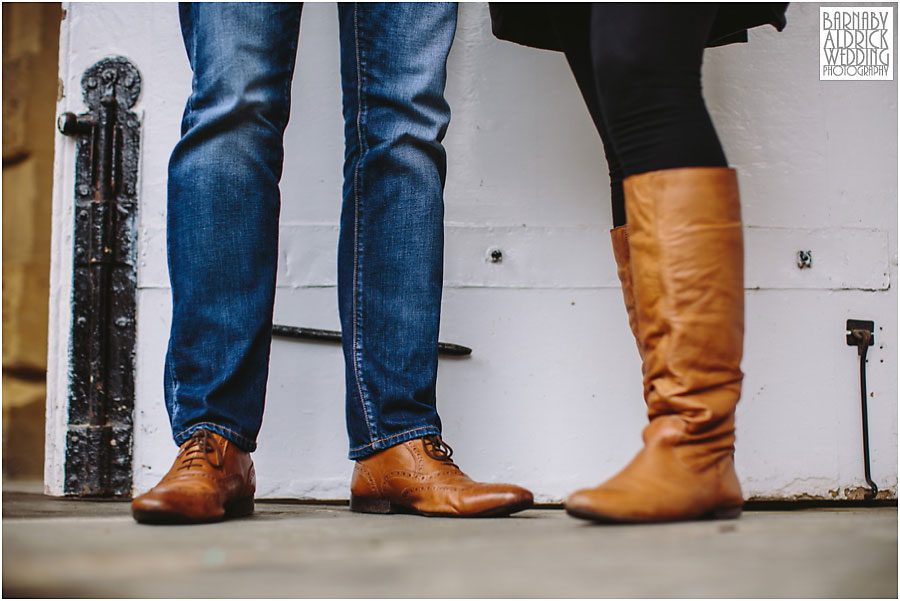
[551,4,728,226]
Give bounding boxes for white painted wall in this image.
[48,3,898,502]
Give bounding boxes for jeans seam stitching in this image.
[349,425,439,453]
[282,7,302,129]
[175,422,255,449]
[351,2,376,444]
[167,347,180,427]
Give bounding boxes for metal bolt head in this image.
[57,112,76,135]
[797,250,812,269]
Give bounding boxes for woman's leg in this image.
[566,4,746,523]
[550,4,627,227]
[549,5,638,350]
[587,3,727,177]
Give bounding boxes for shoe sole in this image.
[132,496,255,525]
[350,495,533,518]
[564,504,742,524]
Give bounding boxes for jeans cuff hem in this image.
[348,425,440,459]
[174,422,257,453]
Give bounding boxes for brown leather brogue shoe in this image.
[350,435,533,517]
[131,429,255,524]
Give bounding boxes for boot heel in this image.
[713,506,742,520]
[224,496,255,518]
[350,494,392,514]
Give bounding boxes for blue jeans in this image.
[165,2,457,458]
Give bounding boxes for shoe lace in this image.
[422,434,455,463]
[177,429,224,471]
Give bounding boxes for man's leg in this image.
[337,2,451,457]
[336,2,533,517]
[132,3,303,523]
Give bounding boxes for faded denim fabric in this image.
[165,2,457,457]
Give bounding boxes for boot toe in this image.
[563,488,594,515]
[564,487,621,522]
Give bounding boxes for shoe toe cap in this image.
[131,486,222,523]
[131,491,180,514]
[469,484,534,515]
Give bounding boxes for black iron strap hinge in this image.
[58,57,142,497]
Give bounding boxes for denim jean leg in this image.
[165,3,302,452]
[337,3,458,458]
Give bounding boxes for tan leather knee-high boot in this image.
[610,225,642,358]
[567,167,745,522]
